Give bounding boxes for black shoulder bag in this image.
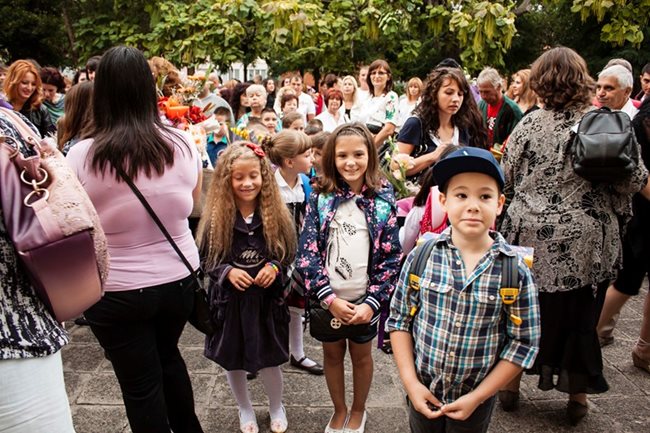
[117,167,215,336]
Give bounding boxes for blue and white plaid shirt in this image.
[387,228,540,403]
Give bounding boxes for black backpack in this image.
[571,107,639,183]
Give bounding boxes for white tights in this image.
[226,366,284,423]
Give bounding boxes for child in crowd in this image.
[262,129,324,376]
[206,106,232,167]
[296,123,402,433]
[308,131,330,179]
[261,107,279,135]
[281,112,304,131]
[304,118,324,135]
[388,147,540,433]
[199,143,297,433]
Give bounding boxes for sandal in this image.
[270,405,288,433]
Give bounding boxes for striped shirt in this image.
[387,228,540,403]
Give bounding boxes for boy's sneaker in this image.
[497,390,519,412]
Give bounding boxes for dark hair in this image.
[642,63,650,75]
[261,107,276,116]
[321,73,338,89]
[309,131,330,150]
[304,118,323,135]
[40,67,66,93]
[413,169,435,207]
[414,67,488,150]
[87,46,183,180]
[57,81,94,149]
[632,97,650,166]
[366,59,393,94]
[280,93,298,109]
[214,106,231,117]
[436,58,462,70]
[530,46,595,111]
[281,112,302,129]
[85,55,102,74]
[72,69,85,85]
[319,123,381,194]
[324,88,344,106]
[264,77,276,96]
[230,82,250,121]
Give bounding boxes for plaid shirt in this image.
[387,228,540,403]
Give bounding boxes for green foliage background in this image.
[1,1,648,86]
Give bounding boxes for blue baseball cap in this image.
[432,147,505,190]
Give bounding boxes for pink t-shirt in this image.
[66,129,201,292]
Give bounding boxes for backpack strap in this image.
[299,173,312,199]
[406,237,437,317]
[500,254,522,326]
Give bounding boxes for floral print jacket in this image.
[295,181,402,312]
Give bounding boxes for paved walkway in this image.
[63,285,650,433]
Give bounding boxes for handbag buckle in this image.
[330,318,342,329]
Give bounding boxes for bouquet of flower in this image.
[157,66,213,129]
[381,137,419,199]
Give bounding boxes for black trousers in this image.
[85,275,203,433]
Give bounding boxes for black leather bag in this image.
[571,107,639,183]
[117,167,215,336]
[366,123,384,134]
[308,296,377,341]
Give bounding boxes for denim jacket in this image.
[295,181,402,312]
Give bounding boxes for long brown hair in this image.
[197,142,297,269]
[57,81,94,150]
[413,67,488,149]
[319,123,382,194]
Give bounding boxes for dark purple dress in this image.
[203,211,290,373]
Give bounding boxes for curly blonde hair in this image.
[197,142,297,269]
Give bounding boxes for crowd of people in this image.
[1,45,650,433]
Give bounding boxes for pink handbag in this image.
[0,108,108,322]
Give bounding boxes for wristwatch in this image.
[320,294,337,310]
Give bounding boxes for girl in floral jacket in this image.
[296,123,401,433]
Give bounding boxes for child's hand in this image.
[329,298,356,324]
[227,268,254,291]
[439,392,482,421]
[347,303,374,325]
[406,382,444,419]
[254,265,277,288]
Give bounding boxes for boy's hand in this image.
[407,382,444,419]
[348,303,374,325]
[329,298,355,324]
[227,268,254,291]
[439,392,482,421]
[254,265,277,288]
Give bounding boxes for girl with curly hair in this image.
[396,67,488,182]
[198,142,297,433]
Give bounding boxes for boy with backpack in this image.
[388,147,540,432]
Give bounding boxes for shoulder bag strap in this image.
[116,166,197,278]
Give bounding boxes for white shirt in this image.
[297,92,316,121]
[326,199,369,300]
[315,110,346,132]
[274,169,304,204]
[397,97,419,129]
[620,98,639,120]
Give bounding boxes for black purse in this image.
[366,123,384,134]
[308,296,377,341]
[117,168,215,336]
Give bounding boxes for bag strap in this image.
[500,254,522,326]
[116,166,198,278]
[405,237,437,317]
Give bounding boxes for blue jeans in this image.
[407,395,495,433]
[85,275,203,433]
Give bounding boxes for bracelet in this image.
[265,262,280,275]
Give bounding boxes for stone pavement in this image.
[63,285,650,433]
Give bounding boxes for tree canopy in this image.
[1,1,648,80]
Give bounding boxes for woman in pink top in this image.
[66,46,204,433]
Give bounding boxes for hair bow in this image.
[244,142,266,158]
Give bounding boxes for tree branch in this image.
[513,0,534,16]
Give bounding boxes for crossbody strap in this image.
[116,166,197,278]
